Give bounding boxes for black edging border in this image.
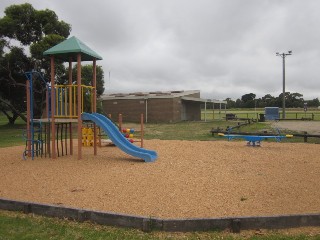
[0,198,319,233]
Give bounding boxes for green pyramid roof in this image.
[43,36,103,62]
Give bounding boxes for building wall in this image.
[102,99,145,122]
[102,93,202,122]
[172,98,182,122]
[184,101,201,121]
[183,92,201,121]
[147,98,176,123]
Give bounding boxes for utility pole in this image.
[276,51,292,119]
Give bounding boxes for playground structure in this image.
[83,113,144,147]
[24,36,157,162]
[218,128,293,146]
[24,71,76,159]
[118,113,144,147]
[82,124,99,147]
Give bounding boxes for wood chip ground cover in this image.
[0,140,319,219]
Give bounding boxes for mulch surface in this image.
[0,140,319,219]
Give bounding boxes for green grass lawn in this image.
[143,121,227,140]
[0,116,26,147]
[0,210,319,240]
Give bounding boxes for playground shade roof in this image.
[43,36,103,62]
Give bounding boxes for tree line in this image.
[0,3,105,124]
[224,92,319,109]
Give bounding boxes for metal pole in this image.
[145,98,148,123]
[282,55,286,119]
[26,78,32,159]
[276,51,292,119]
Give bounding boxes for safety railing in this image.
[54,85,95,118]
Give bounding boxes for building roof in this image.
[101,90,199,100]
[102,90,227,104]
[181,96,227,104]
[43,36,103,62]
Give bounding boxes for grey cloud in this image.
[1,0,319,100]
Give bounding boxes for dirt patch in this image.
[271,121,320,134]
[0,140,319,219]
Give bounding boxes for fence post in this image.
[118,114,122,131]
[141,113,144,148]
[304,131,308,143]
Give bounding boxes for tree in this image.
[287,92,304,108]
[224,98,236,109]
[306,98,319,107]
[0,3,71,124]
[30,34,66,80]
[224,91,310,109]
[67,64,105,96]
[277,92,304,108]
[241,93,256,108]
[0,4,70,45]
[0,46,30,123]
[241,93,256,103]
[261,94,276,108]
[235,98,243,108]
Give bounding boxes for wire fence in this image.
[201,110,320,121]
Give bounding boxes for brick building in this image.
[101,90,207,123]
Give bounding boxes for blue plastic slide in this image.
[81,112,157,162]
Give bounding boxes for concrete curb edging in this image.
[0,198,319,232]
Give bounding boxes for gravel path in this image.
[0,140,319,219]
[271,121,320,134]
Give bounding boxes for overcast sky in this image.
[1,0,320,100]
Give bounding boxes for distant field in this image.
[201,108,320,121]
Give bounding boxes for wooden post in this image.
[45,86,49,119]
[98,127,101,147]
[69,122,72,155]
[212,103,215,120]
[77,53,82,160]
[93,59,97,112]
[46,90,49,156]
[47,122,51,157]
[304,131,308,143]
[118,114,122,131]
[69,58,73,155]
[50,56,56,159]
[93,59,97,155]
[141,113,144,148]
